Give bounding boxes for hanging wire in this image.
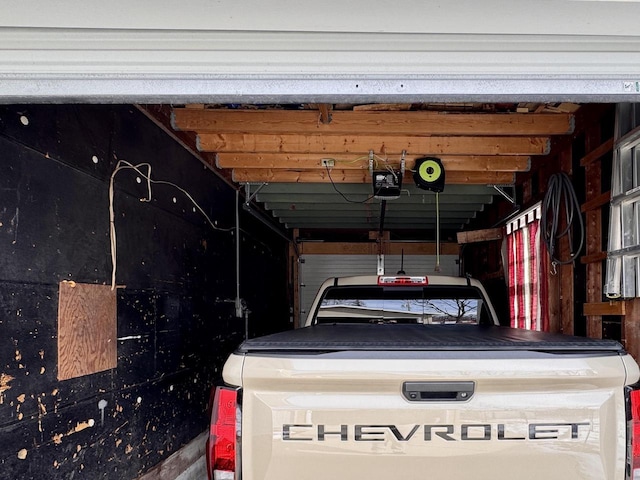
[325,165,375,204]
[435,192,441,272]
[541,172,585,266]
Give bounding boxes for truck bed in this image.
[237,324,624,354]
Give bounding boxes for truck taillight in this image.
[206,386,241,480]
[628,385,640,480]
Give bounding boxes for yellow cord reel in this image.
[413,157,445,192]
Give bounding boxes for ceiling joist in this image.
[173,109,574,136]
[286,222,466,230]
[264,203,484,212]
[298,241,460,256]
[260,195,494,205]
[160,103,580,234]
[254,184,495,195]
[198,133,550,156]
[216,153,530,172]
[232,169,515,185]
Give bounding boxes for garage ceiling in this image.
[156,103,578,236]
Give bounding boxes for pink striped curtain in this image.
[507,206,549,331]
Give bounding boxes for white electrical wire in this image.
[435,192,441,273]
[108,159,233,290]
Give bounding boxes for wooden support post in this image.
[584,129,604,339]
[624,299,640,360]
[558,146,574,335]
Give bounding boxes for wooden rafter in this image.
[231,169,515,184]
[172,109,574,136]
[216,153,530,172]
[198,133,550,155]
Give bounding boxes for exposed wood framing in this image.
[581,191,611,213]
[624,299,640,360]
[198,133,551,156]
[315,104,333,124]
[173,109,574,136]
[583,301,625,316]
[216,153,531,172]
[580,252,608,265]
[137,105,235,185]
[298,241,459,256]
[231,169,515,184]
[558,144,574,335]
[456,228,504,244]
[580,137,614,167]
[583,131,606,338]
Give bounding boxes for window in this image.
[605,103,640,298]
[315,285,490,325]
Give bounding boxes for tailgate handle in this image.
[403,381,475,402]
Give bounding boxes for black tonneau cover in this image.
[237,324,624,353]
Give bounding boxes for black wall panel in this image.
[0,105,290,479]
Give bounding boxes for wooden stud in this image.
[172,109,575,136]
[198,133,551,156]
[585,126,603,339]
[624,299,640,360]
[558,147,574,335]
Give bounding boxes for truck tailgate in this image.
[237,326,631,480]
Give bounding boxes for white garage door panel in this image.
[299,254,458,325]
[2,1,640,102]
[3,0,640,36]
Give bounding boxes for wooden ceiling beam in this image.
[173,109,574,135]
[216,153,530,172]
[199,133,550,155]
[298,242,459,256]
[232,169,515,184]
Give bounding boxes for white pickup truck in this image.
[207,274,640,480]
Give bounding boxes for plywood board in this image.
[57,282,117,380]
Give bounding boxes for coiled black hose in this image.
[541,172,585,266]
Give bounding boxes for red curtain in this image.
[507,209,549,331]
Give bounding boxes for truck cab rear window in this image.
[315,286,491,325]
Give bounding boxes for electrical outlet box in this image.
[321,158,335,168]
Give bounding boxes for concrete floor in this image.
[175,456,206,480]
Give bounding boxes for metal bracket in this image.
[377,254,385,275]
[244,182,268,206]
[491,185,516,204]
[400,150,406,176]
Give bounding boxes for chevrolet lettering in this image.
[281,422,591,442]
